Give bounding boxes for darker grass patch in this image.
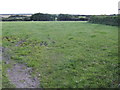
[94,31,107,34]
[40,41,48,46]
[91,35,96,38]
[68,37,74,40]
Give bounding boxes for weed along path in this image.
[2,47,40,88]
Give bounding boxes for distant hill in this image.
[0,14,32,18]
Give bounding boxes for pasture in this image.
[2,21,118,88]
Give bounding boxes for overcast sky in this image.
[0,0,119,15]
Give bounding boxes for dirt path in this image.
[2,47,40,88]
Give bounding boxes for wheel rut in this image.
[2,47,40,88]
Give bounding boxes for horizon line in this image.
[0,13,118,15]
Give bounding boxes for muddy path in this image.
[2,47,40,88]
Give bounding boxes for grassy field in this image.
[0,22,2,89]
[2,21,118,88]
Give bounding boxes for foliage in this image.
[57,14,72,21]
[30,13,55,21]
[89,15,118,26]
[57,14,88,21]
[2,13,89,21]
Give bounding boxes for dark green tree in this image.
[31,13,55,21]
[57,14,72,21]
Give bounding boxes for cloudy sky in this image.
[0,0,119,15]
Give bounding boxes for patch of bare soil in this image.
[2,47,40,88]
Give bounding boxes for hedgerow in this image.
[89,15,118,26]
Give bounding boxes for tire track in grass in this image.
[2,47,40,88]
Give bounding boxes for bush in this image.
[57,14,89,21]
[30,13,55,21]
[89,15,118,26]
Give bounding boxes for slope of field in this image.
[2,21,118,88]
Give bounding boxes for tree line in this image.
[2,13,119,26]
[2,13,89,21]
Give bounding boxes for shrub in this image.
[89,15,118,26]
[30,13,55,21]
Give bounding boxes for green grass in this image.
[2,21,118,88]
[2,61,15,88]
[0,22,2,89]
